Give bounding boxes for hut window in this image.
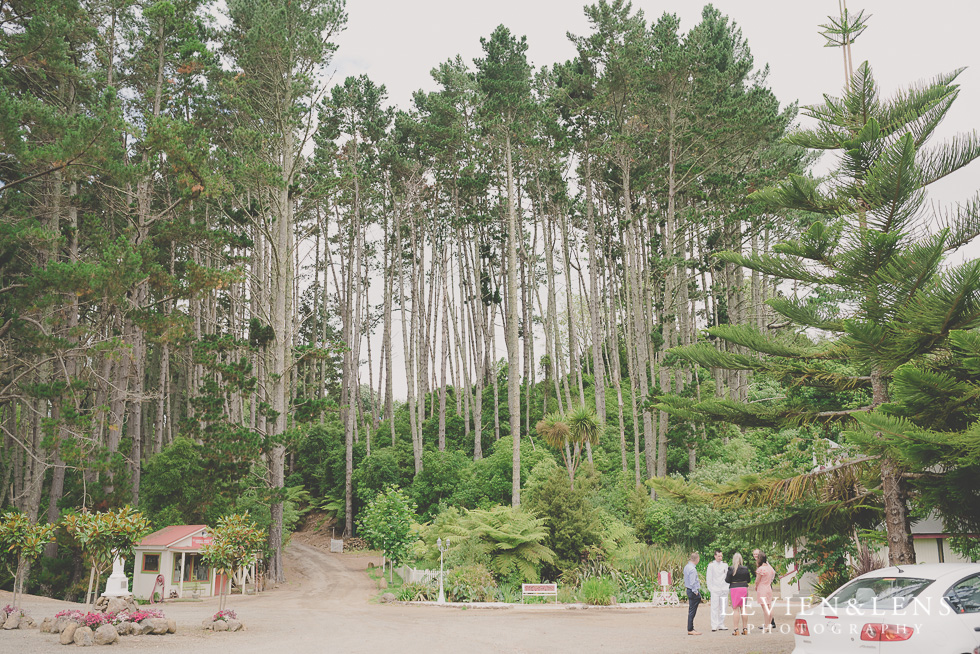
[142,553,160,573]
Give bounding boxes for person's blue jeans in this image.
[686,589,701,631]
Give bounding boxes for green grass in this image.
[366,564,406,602]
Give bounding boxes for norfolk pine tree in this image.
[655,24,980,563]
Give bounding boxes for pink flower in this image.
[212,609,237,621]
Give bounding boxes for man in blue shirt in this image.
[684,551,702,635]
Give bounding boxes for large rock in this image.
[106,598,129,615]
[116,621,132,636]
[138,620,155,635]
[95,624,119,645]
[40,617,54,633]
[167,618,177,634]
[149,618,169,635]
[2,613,20,630]
[226,619,242,632]
[60,622,78,645]
[73,626,95,646]
[213,620,229,632]
[381,592,396,604]
[21,615,35,629]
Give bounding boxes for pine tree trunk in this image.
[505,132,521,507]
[399,210,422,474]
[584,152,606,434]
[438,242,449,451]
[267,116,296,582]
[462,234,484,459]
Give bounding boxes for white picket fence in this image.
[395,565,441,585]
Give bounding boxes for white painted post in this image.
[179,551,186,598]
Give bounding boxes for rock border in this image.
[202,618,245,632]
[2,607,36,630]
[40,612,177,646]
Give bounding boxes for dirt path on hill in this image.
[1,533,794,654]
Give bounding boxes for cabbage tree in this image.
[537,405,602,489]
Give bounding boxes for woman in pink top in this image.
[755,553,776,633]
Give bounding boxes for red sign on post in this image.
[192,536,212,548]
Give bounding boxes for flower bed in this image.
[202,608,245,632]
[42,607,176,645]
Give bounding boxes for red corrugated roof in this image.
[139,525,208,548]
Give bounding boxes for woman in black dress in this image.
[725,552,752,635]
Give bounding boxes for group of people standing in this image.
[682,548,777,636]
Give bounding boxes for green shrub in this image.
[643,501,674,545]
[415,508,486,570]
[418,505,554,584]
[233,481,306,538]
[950,535,980,562]
[524,466,604,576]
[495,583,521,603]
[358,486,418,568]
[580,577,617,605]
[611,543,688,587]
[794,534,855,598]
[409,450,479,520]
[447,564,497,602]
[397,581,438,601]
[557,585,578,603]
[615,571,657,603]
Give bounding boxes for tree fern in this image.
[459,506,555,583]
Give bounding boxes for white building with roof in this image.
[132,525,229,600]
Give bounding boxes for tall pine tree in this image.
[655,32,980,563]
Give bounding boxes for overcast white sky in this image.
[327,1,980,399]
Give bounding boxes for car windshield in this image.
[824,577,932,610]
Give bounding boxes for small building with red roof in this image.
[133,525,227,600]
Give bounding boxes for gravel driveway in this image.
[1,536,795,653]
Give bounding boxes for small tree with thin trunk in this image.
[62,507,152,609]
[0,512,56,610]
[536,405,602,489]
[358,486,417,582]
[201,512,265,611]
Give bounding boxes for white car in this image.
[792,562,980,654]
